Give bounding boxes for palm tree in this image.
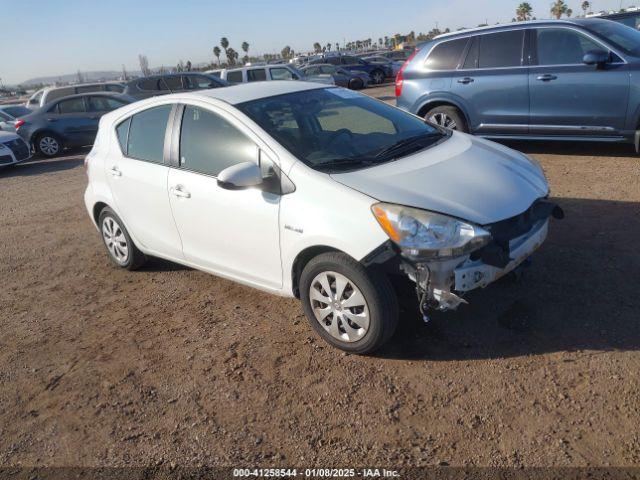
[566,8,573,17]
[313,42,322,53]
[550,0,568,19]
[220,37,230,62]
[241,41,249,64]
[213,46,221,66]
[582,1,591,15]
[281,45,292,59]
[227,48,239,65]
[516,2,533,21]
[326,43,332,52]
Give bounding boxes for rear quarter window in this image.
[425,38,469,70]
[226,71,244,84]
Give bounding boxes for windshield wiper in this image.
[314,157,378,172]
[374,133,443,160]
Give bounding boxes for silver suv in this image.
[26,82,124,110]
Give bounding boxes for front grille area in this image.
[4,138,30,161]
[0,154,14,165]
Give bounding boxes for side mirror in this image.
[583,50,610,67]
[217,162,263,190]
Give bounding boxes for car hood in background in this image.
[330,133,549,225]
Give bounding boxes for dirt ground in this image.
[1,86,639,469]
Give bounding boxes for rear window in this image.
[126,105,172,163]
[138,78,160,91]
[425,38,469,70]
[478,30,525,68]
[3,106,30,118]
[162,76,183,91]
[226,71,243,84]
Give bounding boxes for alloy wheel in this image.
[428,112,458,130]
[309,271,370,343]
[372,71,384,84]
[39,136,60,156]
[102,216,129,265]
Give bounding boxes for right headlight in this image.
[372,203,492,261]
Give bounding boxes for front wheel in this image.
[299,252,398,354]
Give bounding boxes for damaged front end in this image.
[368,199,564,321]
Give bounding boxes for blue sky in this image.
[0,0,626,84]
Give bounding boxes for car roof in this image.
[434,18,598,40]
[182,80,329,105]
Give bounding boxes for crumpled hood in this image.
[330,132,549,225]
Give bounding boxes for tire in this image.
[35,132,63,157]
[299,252,399,354]
[98,207,147,271]
[348,78,364,90]
[424,105,468,132]
[370,69,385,85]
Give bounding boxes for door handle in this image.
[109,167,122,177]
[170,185,191,199]
[457,77,474,84]
[537,74,558,82]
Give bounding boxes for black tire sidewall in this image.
[299,253,398,354]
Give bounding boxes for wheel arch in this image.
[92,201,110,226]
[417,98,469,124]
[291,245,346,298]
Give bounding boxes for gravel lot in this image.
[1,85,639,469]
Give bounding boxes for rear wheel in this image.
[299,252,398,354]
[36,133,63,157]
[98,207,147,270]
[348,78,364,90]
[424,105,467,132]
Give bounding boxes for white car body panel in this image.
[0,131,32,166]
[84,82,552,303]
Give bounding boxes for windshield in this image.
[586,20,640,57]
[237,88,445,172]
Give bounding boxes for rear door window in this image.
[138,78,160,91]
[47,87,75,103]
[57,97,87,114]
[247,69,268,82]
[87,96,127,112]
[226,70,244,84]
[126,105,172,163]
[478,30,525,68]
[270,68,297,80]
[425,38,469,70]
[162,76,183,91]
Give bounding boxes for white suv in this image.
[84,81,561,354]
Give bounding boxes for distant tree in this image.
[281,45,292,59]
[313,42,322,53]
[185,60,192,71]
[213,46,221,66]
[566,8,573,17]
[241,42,250,64]
[378,37,383,46]
[221,37,230,62]
[326,43,332,52]
[551,0,568,19]
[76,70,85,83]
[516,2,533,21]
[582,1,591,15]
[226,47,238,65]
[176,60,185,72]
[138,54,151,76]
[121,64,128,81]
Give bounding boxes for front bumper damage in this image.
[364,199,563,319]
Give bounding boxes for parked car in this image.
[300,64,370,89]
[309,55,393,84]
[25,82,125,110]
[216,64,334,85]
[362,55,404,76]
[601,9,640,29]
[123,72,227,100]
[0,104,32,131]
[16,92,133,157]
[0,130,32,167]
[84,81,560,354]
[397,19,640,150]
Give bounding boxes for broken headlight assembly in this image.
[371,203,492,261]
